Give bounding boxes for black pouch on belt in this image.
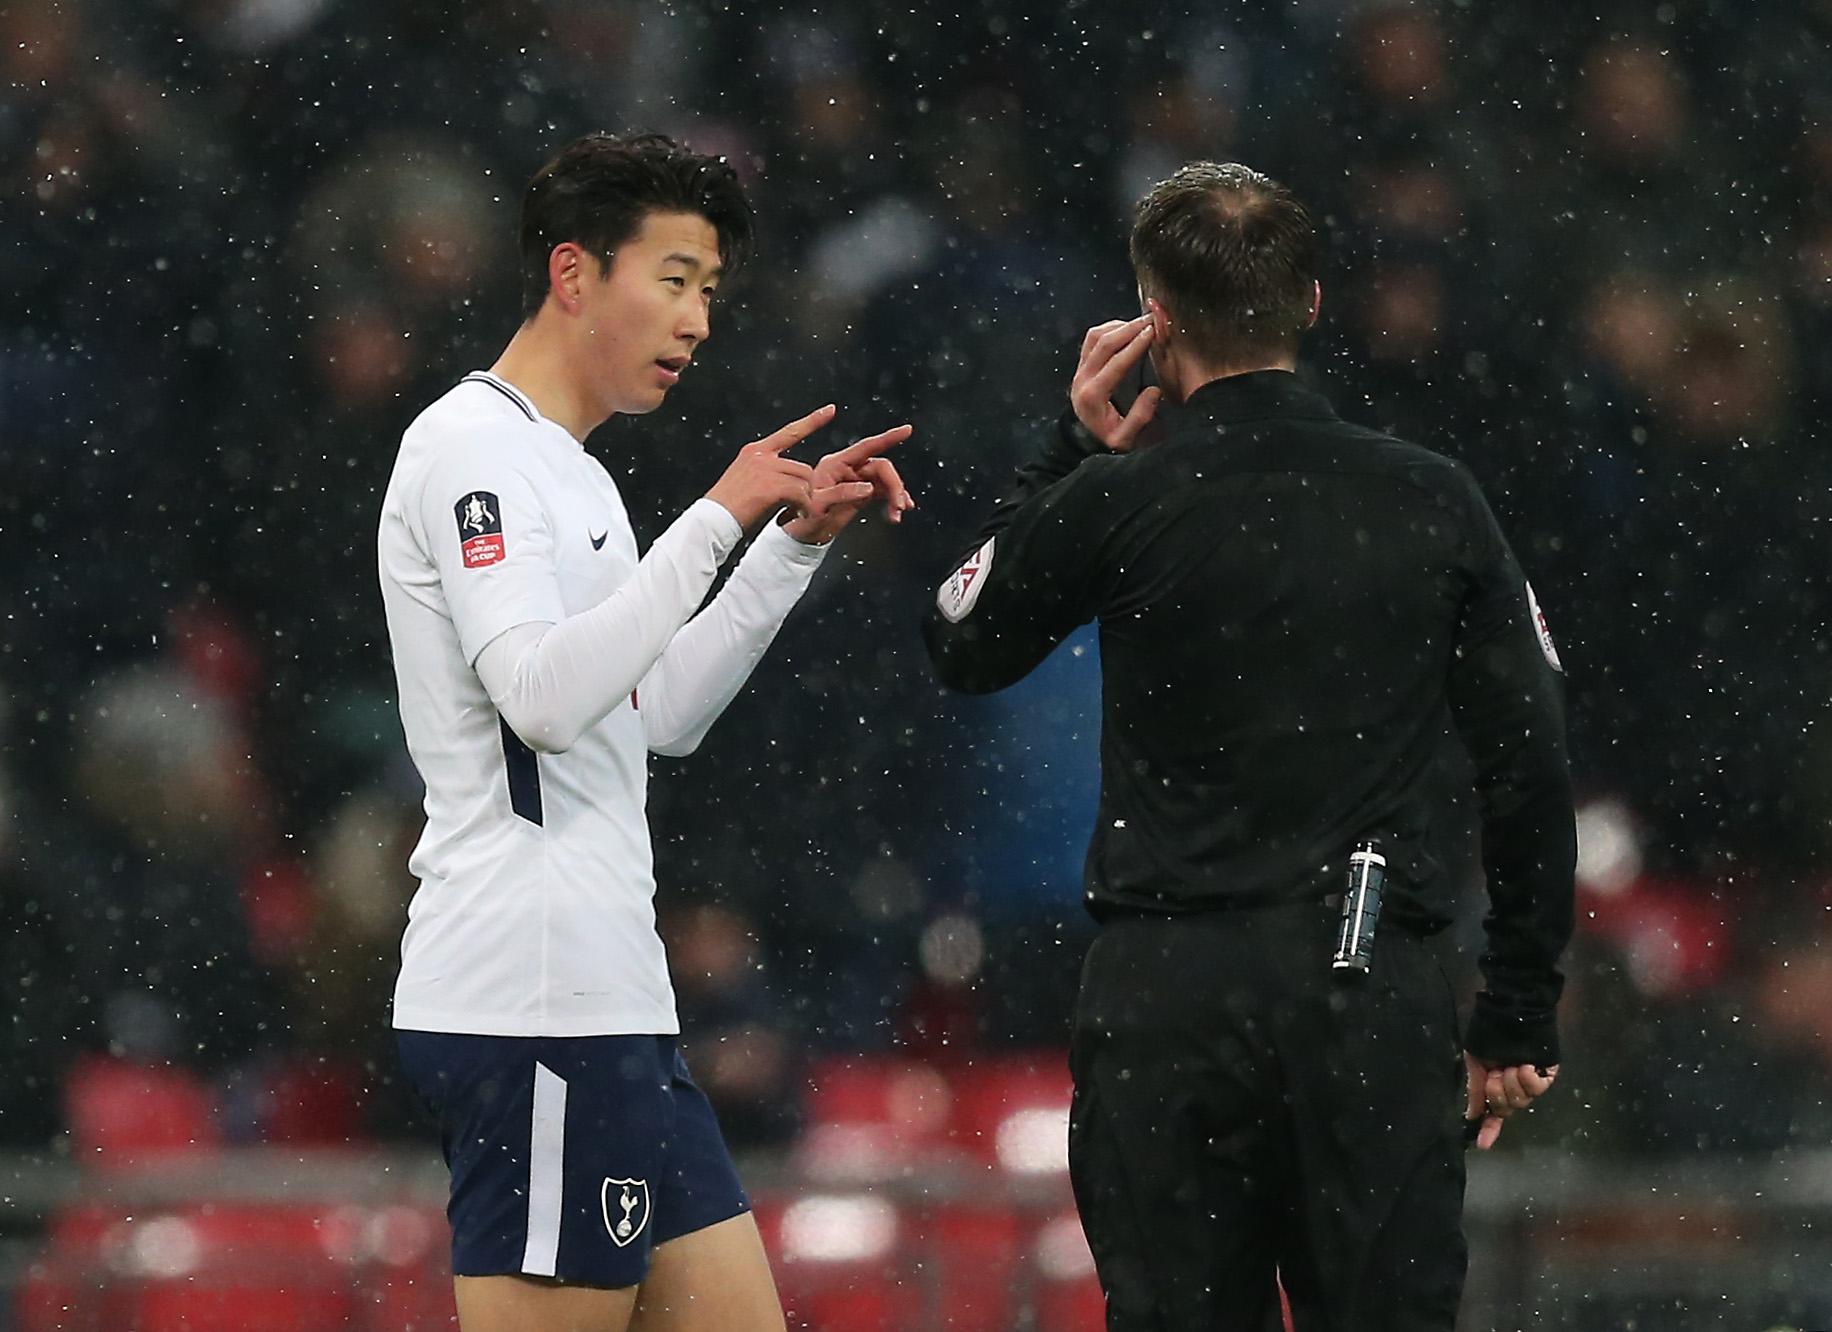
[1331,839,1387,978]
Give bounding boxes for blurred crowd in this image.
[4,0,1832,1161]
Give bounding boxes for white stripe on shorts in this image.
[521,1061,568,1277]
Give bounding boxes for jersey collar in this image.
[462,371,543,426]
[1181,370,1339,426]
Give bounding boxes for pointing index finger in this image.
[756,404,838,454]
[833,423,913,465]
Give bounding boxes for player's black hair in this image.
[518,132,755,320]
[1129,162,1321,367]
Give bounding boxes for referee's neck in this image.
[1174,360,1298,405]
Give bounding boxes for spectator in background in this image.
[1555,36,1738,278]
[663,902,803,1151]
[1111,25,1248,218]
[544,0,708,137]
[757,13,894,245]
[1748,887,1832,1147]
[57,661,288,1087]
[1340,4,1460,147]
[0,705,87,1148]
[1579,283,1828,870]
[1787,213,1832,422]
[858,83,1112,534]
[6,2,1832,1176]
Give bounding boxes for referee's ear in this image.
[1146,296,1173,347]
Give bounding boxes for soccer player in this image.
[378,132,912,1332]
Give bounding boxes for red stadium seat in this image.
[23,1198,459,1332]
[18,1209,358,1332]
[354,1205,459,1331]
[945,1051,1075,1174]
[15,1252,102,1332]
[796,1055,957,1180]
[1032,1211,1106,1332]
[257,1056,366,1146]
[753,1192,922,1331]
[918,1201,1025,1332]
[129,1272,356,1332]
[63,1055,221,1166]
[358,1262,460,1332]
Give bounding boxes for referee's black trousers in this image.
[1068,900,1467,1331]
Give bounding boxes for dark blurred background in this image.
[4,0,1832,1198]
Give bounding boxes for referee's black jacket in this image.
[921,370,1576,1067]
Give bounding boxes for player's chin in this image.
[611,384,672,416]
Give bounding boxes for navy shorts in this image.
[396,1032,751,1288]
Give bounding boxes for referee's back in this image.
[926,158,1574,1330]
[924,370,1572,958]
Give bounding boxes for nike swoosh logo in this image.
[590,531,608,550]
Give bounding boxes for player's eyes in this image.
[663,276,687,288]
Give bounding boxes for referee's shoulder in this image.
[1338,419,1479,503]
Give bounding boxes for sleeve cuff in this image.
[756,513,834,567]
[1464,993,1561,1068]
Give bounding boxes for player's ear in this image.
[1307,280,1322,329]
[548,243,590,314]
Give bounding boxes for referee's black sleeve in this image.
[922,413,1115,693]
[1448,473,1578,1068]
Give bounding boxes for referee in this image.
[922,163,1575,1330]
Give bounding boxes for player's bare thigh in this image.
[630,1211,785,1332]
[454,1273,638,1332]
[449,1213,780,1332]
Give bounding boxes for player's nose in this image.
[678,303,709,344]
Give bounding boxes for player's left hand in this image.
[780,423,915,545]
[1463,1053,1558,1150]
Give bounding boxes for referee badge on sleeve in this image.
[455,491,505,568]
[937,536,996,623]
[1526,581,1563,672]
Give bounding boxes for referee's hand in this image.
[1070,315,1163,451]
[1463,1053,1558,1150]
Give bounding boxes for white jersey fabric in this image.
[379,371,828,1036]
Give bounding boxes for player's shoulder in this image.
[407,375,538,442]
[398,375,550,474]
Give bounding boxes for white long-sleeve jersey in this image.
[378,371,827,1036]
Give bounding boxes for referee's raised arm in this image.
[922,317,1159,692]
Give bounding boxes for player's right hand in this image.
[1070,314,1163,452]
[704,404,832,530]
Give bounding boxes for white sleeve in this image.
[418,433,566,665]
[639,518,832,756]
[469,499,745,753]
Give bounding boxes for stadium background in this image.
[4,0,1832,1327]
